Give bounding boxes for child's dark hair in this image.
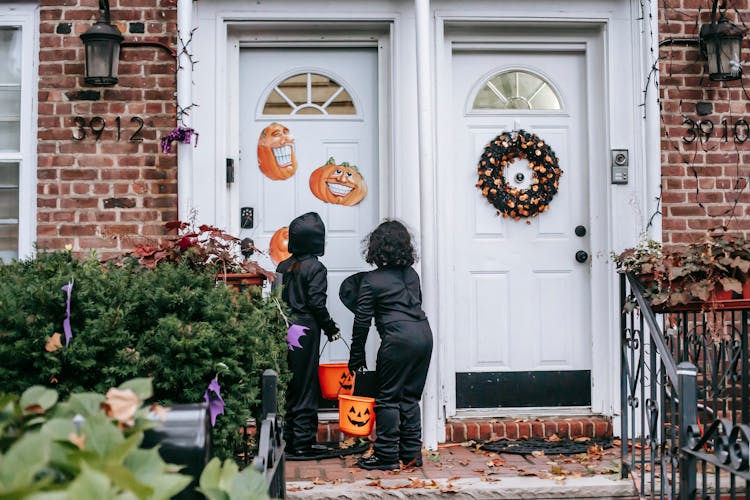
[363,220,417,267]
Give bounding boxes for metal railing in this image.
[252,369,286,499]
[620,272,750,499]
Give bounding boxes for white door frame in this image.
[434,14,635,420]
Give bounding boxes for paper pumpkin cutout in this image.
[257,123,297,180]
[269,226,291,265]
[309,157,367,206]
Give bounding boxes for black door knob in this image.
[575,225,587,237]
[575,250,589,263]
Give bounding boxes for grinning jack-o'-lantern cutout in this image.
[347,405,371,428]
[339,371,354,393]
[257,123,297,180]
[309,157,367,206]
[268,226,291,265]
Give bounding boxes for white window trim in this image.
[0,3,37,260]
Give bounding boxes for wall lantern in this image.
[699,2,745,81]
[80,0,122,86]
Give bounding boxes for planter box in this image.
[216,273,266,293]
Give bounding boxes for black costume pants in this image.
[283,315,321,452]
[373,319,433,463]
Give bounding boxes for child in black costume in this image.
[277,212,340,457]
[344,220,434,471]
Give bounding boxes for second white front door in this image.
[449,47,593,410]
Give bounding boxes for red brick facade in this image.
[31,2,750,256]
[659,1,750,245]
[36,0,177,260]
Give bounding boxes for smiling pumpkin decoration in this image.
[257,123,297,180]
[309,157,367,206]
[268,226,291,265]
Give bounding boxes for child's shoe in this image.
[356,455,400,471]
[289,443,330,458]
[400,453,423,468]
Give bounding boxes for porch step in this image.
[314,416,612,443]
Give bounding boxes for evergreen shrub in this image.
[0,250,288,460]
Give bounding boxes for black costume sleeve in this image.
[349,277,374,371]
[306,262,336,332]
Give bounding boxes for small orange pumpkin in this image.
[309,157,367,206]
[257,123,297,180]
[268,226,291,265]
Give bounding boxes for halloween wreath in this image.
[476,130,562,220]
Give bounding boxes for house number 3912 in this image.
[683,118,749,144]
[72,116,145,142]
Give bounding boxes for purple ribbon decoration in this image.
[61,281,73,347]
[203,376,225,427]
[160,126,199,154]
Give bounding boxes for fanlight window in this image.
[262,72,356,116]
[472,70,561,111]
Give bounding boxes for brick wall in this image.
[659,1,750,245]
[37,0,178,260]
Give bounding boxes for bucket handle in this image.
[319,335,351,356]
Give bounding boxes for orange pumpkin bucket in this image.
[338,394,375,436]
[318,363,356,400]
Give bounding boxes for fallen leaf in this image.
[546,433,561,442]
[312,478,326,485]
[68,432,86,450]
[531,450,545,457]
[149,403,171,422]
[101,387,139,427]
[574,436,591,442]
[440,483,460,493]
[45,333,63,352]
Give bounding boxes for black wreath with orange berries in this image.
[476,130,563,220]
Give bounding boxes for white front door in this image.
[238,48,380,370]
[450,48,592,410]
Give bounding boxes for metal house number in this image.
[682,117,749,144]
[72,116,146,142]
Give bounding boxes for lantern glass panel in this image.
[705,35,742,80]
[85,39,119,80]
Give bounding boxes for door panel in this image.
[239,48,380,368]
[452,49,591,408]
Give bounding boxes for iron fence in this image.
[252,369,286,499]
[620,272,750,499]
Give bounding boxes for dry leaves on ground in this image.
[45,333,63,352]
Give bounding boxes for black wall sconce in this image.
[659,0,745,82]
[699,1,745,81]
[80,0,122,86]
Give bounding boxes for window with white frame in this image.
[0,5,36,261]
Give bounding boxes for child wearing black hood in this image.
[342,220,433,470]
[277,212,340,457]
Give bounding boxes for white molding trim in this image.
[0,2,38,260]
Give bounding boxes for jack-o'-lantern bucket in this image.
[338,394,375,436]
[318,363,356,400]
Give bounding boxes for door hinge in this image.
[226,158,235,184]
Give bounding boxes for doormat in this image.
[285,438,370,461]
[477,437,612,456]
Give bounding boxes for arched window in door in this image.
[262,72,357,116]
[472,70,561,111]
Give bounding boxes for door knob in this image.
[575,225,587,237]
[575,250,589,263]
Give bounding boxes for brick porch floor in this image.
[285,440,637,499]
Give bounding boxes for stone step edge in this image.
[306,416,613,443]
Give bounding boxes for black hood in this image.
[288,212,325,256]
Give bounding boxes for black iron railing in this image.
[252,369,286,499]
[620,272,750,499]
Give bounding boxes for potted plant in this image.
[613,233,750,307]
[128,220,276,291]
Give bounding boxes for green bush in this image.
[0,251,288,460]
[0,378,193,498]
